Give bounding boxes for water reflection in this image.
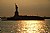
[14,20,49,33]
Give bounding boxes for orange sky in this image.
[0,0,50,17]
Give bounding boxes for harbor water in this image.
[0,20,50,33]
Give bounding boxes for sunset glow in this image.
[16,20,47,33]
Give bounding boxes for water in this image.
[0,20,50,33]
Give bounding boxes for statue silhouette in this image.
[7,3,47,20]
[14,3,19,17]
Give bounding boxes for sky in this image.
[0,0,50,17]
